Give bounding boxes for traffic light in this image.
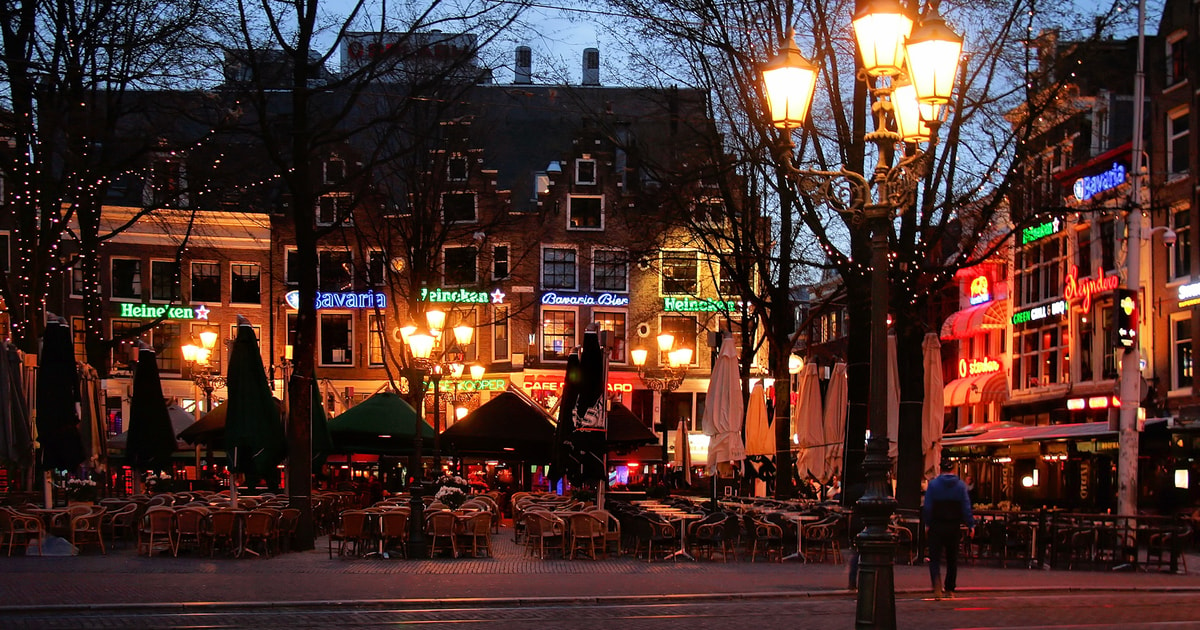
[1113,288,1138,351]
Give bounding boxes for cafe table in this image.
[662,512,704,561]
[781,513,821,562]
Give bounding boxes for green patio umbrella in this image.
[224,318,286,489]
[327,392,433,456]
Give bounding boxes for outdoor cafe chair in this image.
[276,508,301,553]
[458,512,493,558]
[329,510,370,558]
[426,511,459,558]
[138,507,176,557]
[524,512,565,559]
[173,507,209,556]
[743,514,783,562]
[0,506,43,556]
[69,507,107,555]
[378,511,408,558]
[100,503,138,549]
[208,510,239,557]
[242,510,279,557]
[568,513,605,560]
[631,515,677,562]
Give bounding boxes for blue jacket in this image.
[922,474,975,528]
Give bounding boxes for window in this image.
[568,196,602,230]
[1099,218,1116,273]
[718,263,737,298]
[592,250,627,292]
[442,192,477,223]
[111,258,142,299]
[1100,302,1118,380]
[319,312,353,366]
[285,249,300,286]
[541,309,576,361]
[150,260,180,302]
[594,311,627,363]
[318,250,352,292]
[1169,108,1190,176]
[369,314,385,366]
[0,231,8,272]
[190,262,220,303]
[286,314,298,350]
[575,158,596,185]
[230,263,261,304]
[444,246,478,286]
[660,316,697,366]
[70,260,84,297]
[367,250,387,287]
[324,158,345,184]
[1167,31,1188,86]
[492,245,509,280]
[71,317,86,364]
[448,155,468,181]
[1173,315,1193,390]
[151,321,182,373]
[1014,235,1064,307]
[661,250,698,295]
[542,247,577,290]
[317,194,353,226]
[111,320,144,371]
[1172,207,1191,281]
[146,158,186,207]
[1012,322,1069,390]
[493,305,509,361]
[1075,225,1092,274]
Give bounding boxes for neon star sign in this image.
[118,303,209,320]
[419,287,504,304]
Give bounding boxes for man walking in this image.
[922,459,974,599]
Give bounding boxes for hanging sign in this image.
[540,292,630,307]
[117,303,209,320]
[284,290,387,310]
[1012,300,1067,325]
[968,276,991,305]
[1073,162,1126,201]
[1063,265,1118,312]
[958,356,1001,378]
[523,374,634,394]
[1021,218,1062,245]
[442,378,507,392]
[663,297,739,312]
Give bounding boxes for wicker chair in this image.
[524,512,565,559]
[426,511,459,558]
[243,510,279,557]
[743,514,784,562]
[329,510,370,558]
[68,507,107,555]
[568,513,605,560]
[631,515,677,562]
[173,507,209,556]
[0,507,43,556]
[458,512,493,558]
[379,511,408,558]
[101,503,139,549]
[138,507,176,557]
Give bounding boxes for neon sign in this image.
[1021,218,1062,245]
[118,303,209,320]
[443,378,506,392]
[524,376,634,394]
[285,290,387,310]
[1073,162,1126,201]
[958,356,1001,378]
[1012,300,1067,325]
[968,276,991,305]
[1179,282,1200,308]
[663,297,739,312]
[541,292,630,307]
[419,287,505,304]
[1063,265,1118,311]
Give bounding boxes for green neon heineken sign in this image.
[1021,218,1062,245]
[419,287,506,304]
[118,302,210,320]
[663,297,739,312]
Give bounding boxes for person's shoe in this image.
[931,577,943,599]
[943,590,955,599]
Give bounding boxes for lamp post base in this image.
[407,481,427,558]
[854,435,897,629]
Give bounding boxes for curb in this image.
[5,585,1200,615]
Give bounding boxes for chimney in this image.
[582,47,600,86]
[515,46,532,84]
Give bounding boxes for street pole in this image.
[1117,0,1147,525]
[405,367,428,558]
[432,372,442,474]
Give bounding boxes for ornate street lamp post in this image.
[182,327,225,415]
[631,333,693,479]
[398,309,476,559]
[758,3,962,627]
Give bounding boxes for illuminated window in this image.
[1173,315,1193,390]
[541,309,576,362]
[369,314,385,366]
[319,312,353,366]
[660,250,698,295]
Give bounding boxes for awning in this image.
[940,301,1009,340]
[943,370,1008,406]
[326,453,380,464]
[942,421,1115,446]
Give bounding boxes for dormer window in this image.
[317,194,353,226]
[324,158,345,184]
[448,155,469,181]
[575,158,596,185]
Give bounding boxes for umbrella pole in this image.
[43,471,53,508]
[598,454,606,509]
[229,447,238,508]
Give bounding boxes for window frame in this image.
[316,193,354,226]
[594,310,628,364]
[148,259,180,303]
[190,260,221,303]
[441,191,478,223]
[367,249,387,288]
[541,245,578,291]
[1168,106,1190,178]
[110,257,143,300]
[229,261,262,305]
[318,311,354,367]
[317,248,354,293]
[368,313,385,367]
[540,307,578,363]
[1170,205,1191,282]
[592,248,628,293]
[567,195,604,231]
[492,243,510,281]
[447,154,469,181]
[492,305,510,362]
[1166,30,1188,88]
[660,249,699,296]
[443,245,479,287]
[285,249,300,286]
[1171,312,1193,393]
[575,158,597,185]
[659,314,698,367]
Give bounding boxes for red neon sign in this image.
[523,377,634,394]
[969,275,991,305]
[1063,265,1118,312]
[958,356,1001,378]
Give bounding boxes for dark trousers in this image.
[927,525,962,592]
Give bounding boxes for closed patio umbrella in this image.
[225,318,286,493]
[673,420,691,486]
[0,340,33,471]
[822,362,848,484]
[701,337,745,475]
[35,317,84,474]
[922,333,945,479]
[795,362,824,481]
[79,364,107,472]
[125,345,179,473]
[743,382,774,497]
[566,328,607,485]
[550,351,582,484]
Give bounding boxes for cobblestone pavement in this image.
[1,525,1199,611]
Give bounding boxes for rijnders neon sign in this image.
[1063,265,1118,312]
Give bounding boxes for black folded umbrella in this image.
[35,320,84,472]
[125,347,178,472]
